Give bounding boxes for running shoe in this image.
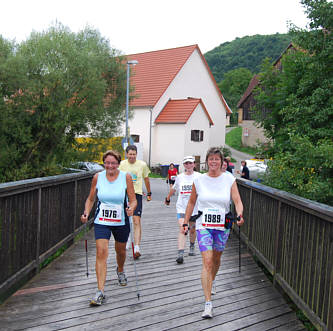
[211,279,217,295]
[202,302,213,319]
[176,253,184,264]
[90,290,105,306]
[189,245,195,256]
[117,267,128,286]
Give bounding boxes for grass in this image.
[149,172,163,178]
[39,224,91,270]
[225,127,257,156]
[39,244,68,270]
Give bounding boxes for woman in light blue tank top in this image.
[81,150,137,306]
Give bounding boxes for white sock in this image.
[134,245,140,253]
[205,301,212,306]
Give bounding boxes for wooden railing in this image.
[236,178,333,331]
[1,174,332,331]
[0,172,95,301]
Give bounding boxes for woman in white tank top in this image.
[165,155,201,264]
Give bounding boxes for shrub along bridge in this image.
[0,173,332,330]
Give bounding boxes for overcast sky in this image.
[1,0,309,55]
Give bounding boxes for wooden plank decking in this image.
[0,198,306,330]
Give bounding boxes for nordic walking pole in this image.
[238,224,241,273]
[85,221,89,278]
[129,216,140,300]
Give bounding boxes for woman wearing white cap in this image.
[165,155,201,264]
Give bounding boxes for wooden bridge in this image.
[0,174,332,330]
[1,201,307,330]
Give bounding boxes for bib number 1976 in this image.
[98,203,122,223]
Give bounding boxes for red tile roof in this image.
[126,45,232,114]
[155,98,214,125]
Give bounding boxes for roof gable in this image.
[155,98,214,125]
[127,45,231,114]
[127,45,197,107]
[237,75,259,108]
[237,42,297,108]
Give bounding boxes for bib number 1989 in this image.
[204,213,221,223]
[202,208,225,228]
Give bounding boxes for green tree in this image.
[0,24,127,182]
[205,33,292,82]
[254,0,333,205]
[218,68,253,124]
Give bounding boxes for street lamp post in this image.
[125,60,138,144]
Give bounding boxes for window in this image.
[191,130,204,142]
[131,135,140,143]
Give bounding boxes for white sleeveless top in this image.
[194,172,235,231]
[173,171,201,214]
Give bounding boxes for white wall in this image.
[183,104,211,171]
[128,48,227,166]
[152,124,185,167]
[241,121,269,147]
[152,104,211,172]
[152,48,226,147]
[127,106,151,162]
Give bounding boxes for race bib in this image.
[97,202,123,225]
[171,175,177,180]
[202,208,225,228]
[180,184,192,195]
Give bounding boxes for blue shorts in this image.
[134,194,142,217]
[94,219,130,243]
[177,213,199,222]
[196,228,230,252]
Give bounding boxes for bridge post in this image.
[273,200,282,287]
[35,187,42,273]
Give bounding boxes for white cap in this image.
[183,155,195,163]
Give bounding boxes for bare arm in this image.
[80,173,98,223]
[126,173,137,216]
[144,177,151,201]
[144,177,151,193]
[182,183,198,233]
[231,181,245,226]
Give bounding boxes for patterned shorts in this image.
[196,228,230,252]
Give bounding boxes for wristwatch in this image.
[147,192,152,196]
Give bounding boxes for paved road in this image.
[225,127,254,174]
[144,177,170,202]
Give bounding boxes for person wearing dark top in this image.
[225,156,234,174]
[225,159,233,174]
[240,160,250,179]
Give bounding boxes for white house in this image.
[126,44,231,171]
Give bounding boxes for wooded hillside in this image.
[205,33,292,82]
